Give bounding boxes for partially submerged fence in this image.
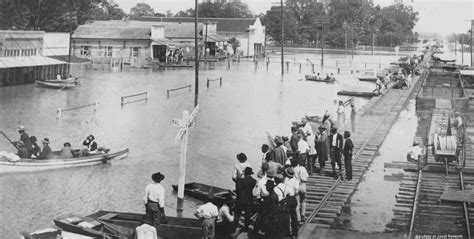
[57,102,98,119]
[167,85,192,98]
[121,92,148,106]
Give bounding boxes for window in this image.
[21,49,25,56]
[33,49,37,56]
[104,46,113,57]
[81,45,91,56]
[130,47,140,57]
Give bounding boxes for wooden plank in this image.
[439,188,474,203]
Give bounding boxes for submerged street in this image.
[0,52,396,237]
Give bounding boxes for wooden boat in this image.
[172,182,232,207]
[0,148,129,174]
[357,70,379,82]
[304,114,323,124]
[304,75,335,83]
[36,78,81,89]
[54,210,202,239]
[337,90,379,98]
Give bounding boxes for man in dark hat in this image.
[232,153,251,189]
[30,136,41,158]
[235,167,257,232]
[315,125,330,175]
[343,131,354,180]
[261,144,274,163]
[143,172,165,227]
[37,138,52,160]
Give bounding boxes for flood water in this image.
[0,51,405,237]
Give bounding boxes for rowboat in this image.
[0,148,129,174]
[157,63,193,68]
[304,75,335,83]
[338,90,379,98]
[305,114,323,124]
[54,210,202,239]
[36,78,81,89]
[172,182,232,207]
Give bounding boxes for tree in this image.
[228,37,240,54]
[129,3,154,18]
[172,1,253,18]
[175,8,194,17]
[0,0,126,31]
[262,6,300,43]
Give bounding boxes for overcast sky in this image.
[115,0,473,35]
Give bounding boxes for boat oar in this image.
[0,131,19,150]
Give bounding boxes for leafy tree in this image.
[172,1,252,18]
[0,0,126,31]
[262,6,300,43]
[129,3,154,18]
[228,37,240,54]
[175,8,195,17]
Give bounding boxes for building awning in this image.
[460,68,474,76]
[206,35,227,42]
[152,38,176,47]
[0,56,67,69]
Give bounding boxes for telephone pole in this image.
[280,0,284,75]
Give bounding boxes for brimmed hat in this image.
[274,136,284,144]
[18,126,25,131]
[151,172,165,182]
[319,125,326,130]
[236,153,247,162]
[42,138,50,144]
[282,136,289,142]
[284,167,295,178]
[244,167,254,175]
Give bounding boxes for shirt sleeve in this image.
[143,185,149,204]
[222,206,234,222]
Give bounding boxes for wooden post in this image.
[173,105,199,216]
[299,64,301,73]
[207,79,210,88]
[176,110,189,216]
[219,77,222,87]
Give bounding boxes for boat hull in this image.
[357,77,378,82]
[305,75,335,83]
[54,210,202,239]
[337,91,379,98]
[172,182,231,207]
[36,80,80,89]
[0,149,129,174]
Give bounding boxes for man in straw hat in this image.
[284,167,299,237]
[37,138,52,160]
[143,172,165,227]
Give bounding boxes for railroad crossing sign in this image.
[172,105,199,144]
[172,105,199,215]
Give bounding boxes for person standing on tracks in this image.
[297,131,310,173]
[350,101,357,133]
[453,112,463,144]
[330,127,344,178]
[343,131,354,181]
[300,118,316,174]
[274,136,288,166]
[315,125,330,175]
[274,174,289,238]
[194,197,219,239]
[235,167,257,232]
[291,157,308,222]
[284,167,299,237]
[336,100,346,131]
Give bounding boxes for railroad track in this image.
[404,170,474,238]
[301,68,429,229]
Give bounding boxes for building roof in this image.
[0,56,67,69]
[138,17,258,33]
[72,20,202,40]
[72,25,150,40]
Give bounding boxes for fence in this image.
[207,77,222,88]
[167,85,192,98]
[121,92,148,106]
[57,102,98,119]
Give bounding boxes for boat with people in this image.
[171,182,232,207]
[0,148,129,174]
[304,75,335,83]
[337,90,379,98]
[36,77,81,89]
[54,210,202,239]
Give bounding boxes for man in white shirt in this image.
[454,112,463,143]
[143,172,166,227]
[291,158,308,222]
[232,153,251,187]
[284,167,299,236]
[195,199,219,239]
[407,142,423,162]
[297,132,310,172]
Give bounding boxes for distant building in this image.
[138,17,266,57]
[0,31,69,86]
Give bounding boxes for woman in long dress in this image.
[336,100,346,131]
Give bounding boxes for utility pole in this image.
[371,31,376,56]
[461,34,464,65]
[321,14,324,66]
[194,0,199,107]
[280,0,284,75]
[351,25,354,60]
[204,21,208,61]
[471,27,473,67]
[344,22,347,58]
[454,33,457,56]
